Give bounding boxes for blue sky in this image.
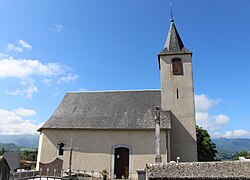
[0,0,250,138]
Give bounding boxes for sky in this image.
[0,0,250,139]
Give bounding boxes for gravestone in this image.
[137,169,146,180]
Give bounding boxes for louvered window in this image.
[172,58,183,75]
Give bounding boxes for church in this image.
[36,19,197,179]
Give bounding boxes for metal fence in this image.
[13,170,127,180]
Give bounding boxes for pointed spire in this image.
[165,0,184,51]
[158,21,192,69]
[159,21,191,55]
[165,21,184,52]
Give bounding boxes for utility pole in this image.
[62,137,79,180]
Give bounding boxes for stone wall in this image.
[146,161,250,179]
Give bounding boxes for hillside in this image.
[0,134,39,148]
[213,138,250,152]
[213,138,250,160]
[0,142,20,152]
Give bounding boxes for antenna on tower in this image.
[170,0,174,22]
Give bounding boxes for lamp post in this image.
[155,106,162,163]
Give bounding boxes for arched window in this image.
[58,143,65,156]
[172,58,183,75]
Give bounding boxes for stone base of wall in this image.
[146,161,250,179]
[153,178,250,180]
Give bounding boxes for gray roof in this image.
[40,90,171,131]
[159,20,192,55]
[3,152,19,170]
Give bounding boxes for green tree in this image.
[0,148,5,155]
[19,151,38,161]
[236,150,249,159]
[196,125,218,161]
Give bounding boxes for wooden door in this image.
[114,147,129,178]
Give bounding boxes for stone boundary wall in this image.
[146,161,250,179]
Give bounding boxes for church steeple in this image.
[164,20,184,52]
[158,19,197,162]
[158,20,191,69]
[159,20,191,54]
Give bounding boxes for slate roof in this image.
[40,90,171,131]
[3,152,20,170]
[159,20,192,56]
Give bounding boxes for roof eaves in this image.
[157,48,192,69]
[38,127,171,131]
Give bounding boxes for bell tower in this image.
[158,20,197,162]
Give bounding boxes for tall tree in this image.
[196,125,218,161]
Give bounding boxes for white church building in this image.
[36,19,197,179]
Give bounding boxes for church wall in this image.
[36,132,44,169]
[37,129,168,179]
[160,54,197,162]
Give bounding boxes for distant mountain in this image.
[213,138,250,152]
[0,134,39,148]
[213,138,250,160]
[0,142,20,152]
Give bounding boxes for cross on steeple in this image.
[170,0,174,22]
[62,137,79,180]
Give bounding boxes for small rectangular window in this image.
[177,89,179,99]
[172,58,183,75]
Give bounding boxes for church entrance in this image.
[114,147,129,178]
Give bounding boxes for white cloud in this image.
[41,78,53,87]
[0,39,79,99]
[214,114,229,126]
[6,84,38,99]
[14,107,36,117]
[6,44,23,53]
[195,94,250,138]
[57,73,78,83]
[0,58,64,79]
[0,108,39,135]
[195,94,229,132]
[195,94,220,113]
[18,39,32,49]
[6,40,32,53]
[0,58,78,98]
[214,130,250,138]
[0,53,8,58]
[50,23,64,33]
[233,130,250,137]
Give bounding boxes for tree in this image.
[19,151,38,161]
[236,150,250,159]
[0,148,5,155]
[196,125,218,161]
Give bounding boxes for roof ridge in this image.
[67,89,161,93]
